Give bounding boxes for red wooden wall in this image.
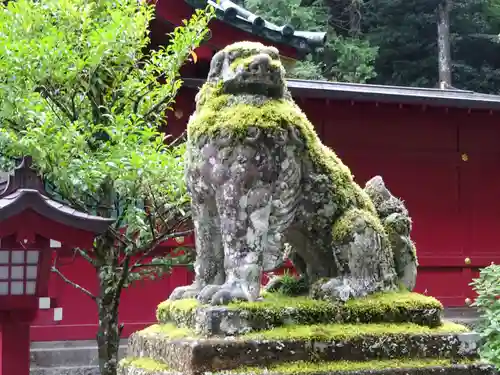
[30,89,500,341]
[298,98,500,307]
[32,257,193,341]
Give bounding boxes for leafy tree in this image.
[0,0,213,374]
[242,0,378,83]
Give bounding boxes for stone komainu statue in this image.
[169,42,418,305]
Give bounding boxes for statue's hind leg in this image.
[312,208,398,301]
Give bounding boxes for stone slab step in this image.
[30,366,100,375]
[157,292,444,336]
[118,358,496,375]
[31,339,129,349]
[128,325,479,374]
[30,344,127,367]
[444,307,482,330]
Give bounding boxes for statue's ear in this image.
[207,50,226,82]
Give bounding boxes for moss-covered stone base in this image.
[118,357,495,375]
[156,292,444,336]
[127,321,476,374]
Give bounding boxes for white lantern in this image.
[0,249,40,296]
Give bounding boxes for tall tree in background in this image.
[437,0,452,88]
[242,0,378,83]
[0,1,212,374]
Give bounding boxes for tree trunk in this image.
[437,0,452,88]
[96,273,121,375]
[349,0,362,37]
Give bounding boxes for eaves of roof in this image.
[0,157,114,234]
[185,0,326,55]
[182,77,500,111]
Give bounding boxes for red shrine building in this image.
[12,0,500,342]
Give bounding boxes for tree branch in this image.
[108,225,131,250]
[143,93,175,119]
[113,254,130,311]
[131,259,192,271]
[75,248,97,267]
[130,229,193,269]
[4,118,23,132]
[51,261,97,301]
[71,89,79,121]
[37,85,76,122]
[167,130,187,148]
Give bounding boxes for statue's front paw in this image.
[169,283,203,301]
[197,283,251,305]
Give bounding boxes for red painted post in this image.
[0,313,31,375]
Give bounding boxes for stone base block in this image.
[128,325,478,374]
[157,292,444,336]
[118,358,495,375]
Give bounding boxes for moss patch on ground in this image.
[138,320,467,342]
[156,291,444,329]
[156,298,199,328]
[231,291,443,324]
[119,357,170,372]
[222,359,477,374]
[119,357,477,375]
[242,321,468,341]
[137,323,196,339]
[343,289,442,315]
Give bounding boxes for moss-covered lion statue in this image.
[169,41,418,305]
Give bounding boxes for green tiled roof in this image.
[186,0,327,54]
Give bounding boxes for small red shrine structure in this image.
[0,157,113,374]
[22,0,500,343]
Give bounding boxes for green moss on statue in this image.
[332,207,386,243]
[224,41,277,55]
[230,55,284,71]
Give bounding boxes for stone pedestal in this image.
[118,292,495,375]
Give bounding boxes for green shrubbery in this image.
[471,264,500,368]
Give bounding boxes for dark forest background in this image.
[235,0,500,93]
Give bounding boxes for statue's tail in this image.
[364,176,418,291]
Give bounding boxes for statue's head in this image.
[206,41,286,98]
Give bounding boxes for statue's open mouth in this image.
[223,53,285,97]
[223,79,284,97]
